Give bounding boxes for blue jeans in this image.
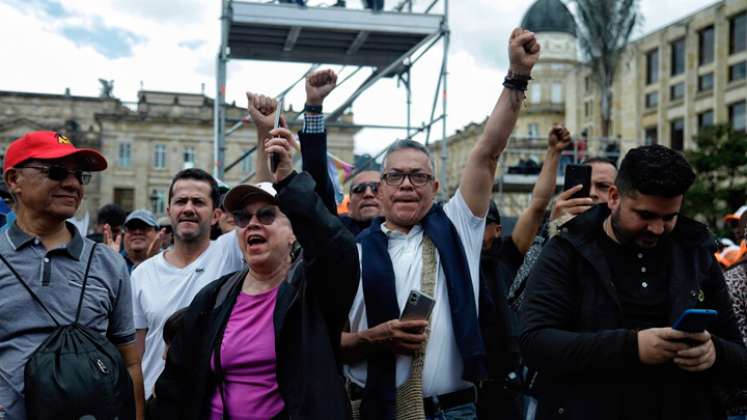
[728,416,747,420]
[426,402,477,420]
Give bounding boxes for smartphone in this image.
[563,164,592,199]
[270,96,284,173]
[672,309,718,333]
[400,290,435,322]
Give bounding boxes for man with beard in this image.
[520,145,747,420]
[130,168,244,398]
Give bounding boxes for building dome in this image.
[520,0,577,37]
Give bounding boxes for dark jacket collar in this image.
[559,204,717,320]
[7,220,85,260]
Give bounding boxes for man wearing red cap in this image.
[0,131,145,419]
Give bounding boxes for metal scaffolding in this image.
[214,0,450,191]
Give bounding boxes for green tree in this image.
[683,124,747,233]
[573,0,639,137]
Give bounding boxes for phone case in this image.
[400,291,435,321]
[672,309,718,332]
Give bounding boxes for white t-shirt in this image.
[345,189,485,397]
[131,230,245,397]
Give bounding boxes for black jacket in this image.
[153,172,359,420]
[520,204,747,420]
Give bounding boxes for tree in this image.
[573,0,639,137]
[682,124,747,234]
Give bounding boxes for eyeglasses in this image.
[18,165,92,185]
[351,182,379,195]
[232,207,277,228]
[381,172,433,187]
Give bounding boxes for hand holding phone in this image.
[672,309,718,333]
[563,164,591,200]
[401,290,435,322]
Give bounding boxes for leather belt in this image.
[348,383,477,416]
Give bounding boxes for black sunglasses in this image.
[19,165,92,185]
[351,182,379,195]
[232,207,277,228]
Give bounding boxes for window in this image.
[584,76,591,93]
[154,144,166,169]
[699,26,715,66]
[584,100,592,117]
[150,189,166,215]
[670,82,685,101]
[671,38,686,76]
[551,82,563,104]
[729,61,747,82]
[730,101,746,132]
[698,73,714,92]
[183,146,195,168]
[645,91,658,108]
[118,142,131,168]
[644,126,658,146]
[530,85,541,103]
[670,118,685,151]
[730,12,746,54]
[528,123,540,138]
[242,149,255,174]
[698,110,714,130]
[113,187,135,212]
[646,48,659,84]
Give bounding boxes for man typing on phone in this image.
[520,145,747,420]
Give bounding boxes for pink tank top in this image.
[210,287,284,420]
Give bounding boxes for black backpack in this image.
[0,244,135,420]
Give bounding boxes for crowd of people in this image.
[1,27,746,420]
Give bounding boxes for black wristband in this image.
[303,103,323,114]
[507,70,532,82]
[503,77,528,92]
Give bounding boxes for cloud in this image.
[108,0,207,24]
[3,0,70,18]
[179,39,205,50]
[60,16,145,59]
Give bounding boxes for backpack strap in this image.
[73,243,98,325]
[0,251,61,327]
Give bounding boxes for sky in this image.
[0,0,718,157]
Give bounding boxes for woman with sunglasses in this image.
[153,128,359,420]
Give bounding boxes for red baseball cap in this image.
[3,131,107,172]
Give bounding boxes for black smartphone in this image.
[400,290,435,322]
[672,309,718,333]
[270,96,284,173]
[563,164,592,199]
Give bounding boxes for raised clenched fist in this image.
[508,28,541,76]
[305,69,337,106]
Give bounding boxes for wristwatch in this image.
[303,103,323,114]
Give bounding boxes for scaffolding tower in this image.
[214,0,449,192]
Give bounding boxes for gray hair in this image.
[381,139,434,171]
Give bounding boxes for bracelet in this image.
[502,77,529,92]
[507,70,532,82]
